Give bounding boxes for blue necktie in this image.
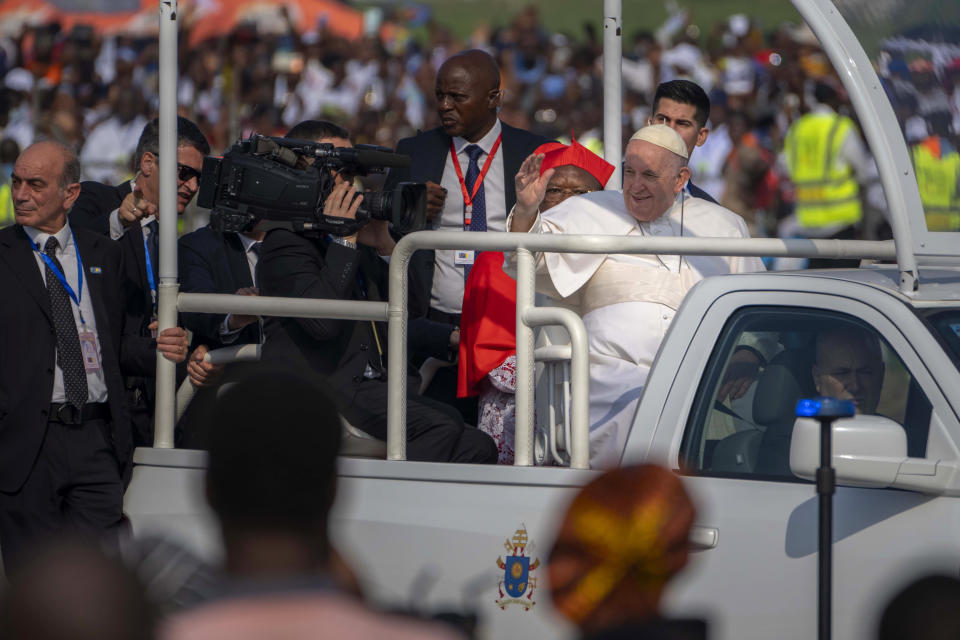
[464,144,486,281]
[146,220,160,283]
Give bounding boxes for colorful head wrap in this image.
[534,138,616,188]
[548,465,695,630]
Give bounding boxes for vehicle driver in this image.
[812,326,885,414]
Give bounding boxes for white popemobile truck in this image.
[126,0,960,638]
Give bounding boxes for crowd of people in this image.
[1,2,960,638]
[1,2,957,233]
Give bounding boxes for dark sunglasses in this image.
[177,163,202,183]
[148,152,202,183]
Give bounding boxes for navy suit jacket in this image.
[0,225,133,492]
[178,227,260,349]
[67,180,174,380]
[384,122,549,360]
[69,180,133,236]
[260,230,375,384]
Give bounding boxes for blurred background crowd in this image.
[0,0,957,238]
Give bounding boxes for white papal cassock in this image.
[507,189,765,467]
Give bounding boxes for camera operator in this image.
[258,121,497,464]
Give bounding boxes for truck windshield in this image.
[833,0,960,233]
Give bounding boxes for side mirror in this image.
[789,414,907,487]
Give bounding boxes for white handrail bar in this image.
[602,0,623,187]
[523,307,590,469]
[203,343,262,365]
[175,344,262,423]
[156,231,896,458]
[178,292,388,321]
[385,230,897,466]
[153,0,179,449]
[514,248,536,465]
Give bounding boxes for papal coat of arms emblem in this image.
[495,525,540,610]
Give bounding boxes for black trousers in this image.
[421,306,479,426]
[332,375,497,464]
[0,418,125,575]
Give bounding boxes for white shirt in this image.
[24,224,109,404]
[109,208,156,242]
[689,122,732,202]
[432,119,506,314]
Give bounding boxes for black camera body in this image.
[197,136,426,236]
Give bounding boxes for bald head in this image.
[24,140,80,188]
[435,49,502,142]
[11,140,82,233]
[440,49,500,90]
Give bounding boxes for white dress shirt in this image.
[24,223,109,404]
[109,209,156,243]
[432,119,506,314]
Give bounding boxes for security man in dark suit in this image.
[0,141,137,572]
[177,226,263,390]
[259,122,497,464]
[384,49,548,420]
[70,117,203,447]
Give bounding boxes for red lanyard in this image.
[450,134,502,226]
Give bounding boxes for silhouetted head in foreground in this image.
[204,369,341,577]
[878,574,960,640]
[548,464,696,635]
[0,539,155,640]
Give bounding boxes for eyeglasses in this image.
[147,152,202,184]
[177,163,202,184]
[543,186,595,201]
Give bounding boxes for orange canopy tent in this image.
[0,0,364,42]
[187,0,364,46]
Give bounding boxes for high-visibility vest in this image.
[0,183,13,228]
[912,137,960,231]
[784,112,862,229]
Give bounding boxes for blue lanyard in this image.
[142,226,157,310]
[34,229,86,326]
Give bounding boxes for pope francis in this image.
[508,124,765,466]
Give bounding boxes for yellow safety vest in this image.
[784,112,862,229]
[0,183,13,228]
[912,139,960,231]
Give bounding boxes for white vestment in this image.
[508,189,764,467]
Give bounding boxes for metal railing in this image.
[154,231,897,469]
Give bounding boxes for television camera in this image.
[197,135,426,236]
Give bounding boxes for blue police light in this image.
[795,397,856,418]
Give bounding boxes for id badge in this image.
[78,329,102,373]
[454,250,475,266]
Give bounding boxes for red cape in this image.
[457,252,517,398]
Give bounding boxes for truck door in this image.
[644,294,960,640]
